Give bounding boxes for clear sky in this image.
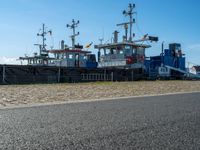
[0,0,200,65]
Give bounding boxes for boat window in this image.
[132,48,136,54]
[105,49,110,55]
[120,50,124,54]
[87,54,96,62]
[83,56,87,60]
[125,45,131,49]
[137,47,145,55]
[110,48,121,55]
[113,49,117,54]
[125,49,132,56]
[125,45,133,56]
[61,54,64,59]
[75,54,79,60]
[56,54,59,59]
[69,54,73,59]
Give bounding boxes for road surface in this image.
[1,92,200,149]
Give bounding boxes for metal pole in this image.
[58,67,61,83]
[104,69,106,81]
[111,72,114,82]
[129,5,133,42]
[2,65,6,84]
[72,20,75,48]
[187,62,190,78]
[161,41,165,66]
[42,24,45,52]
[125,24,128,41]
[131,70,133,81]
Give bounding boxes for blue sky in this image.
[0,0,200,65]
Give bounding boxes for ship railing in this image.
[81,73,113,81]
[99,59,126,67]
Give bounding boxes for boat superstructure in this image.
[95,4,158,69]
[19,24,55,65]
[48,19,97,68]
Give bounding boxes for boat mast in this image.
[36,23,52,55]
[123,3,136,42]
[67,19,80,49]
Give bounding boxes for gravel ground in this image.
[0,81,200,107]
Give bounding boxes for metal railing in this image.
[81,73,113,81]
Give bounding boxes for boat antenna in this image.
[99,27,104,44]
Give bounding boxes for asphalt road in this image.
[0,92,200,150]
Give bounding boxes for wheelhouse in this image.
[48,48,97,68]
[95,42,151,69]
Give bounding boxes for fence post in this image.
[58,67,61,83]
[131,70,133,81]
[111,72,114,82]
[104,69,106,81]
[2,65,6,84]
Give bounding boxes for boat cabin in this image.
[95,42,150,69]
[48,46,97,68]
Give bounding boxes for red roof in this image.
[48,49,91,54]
